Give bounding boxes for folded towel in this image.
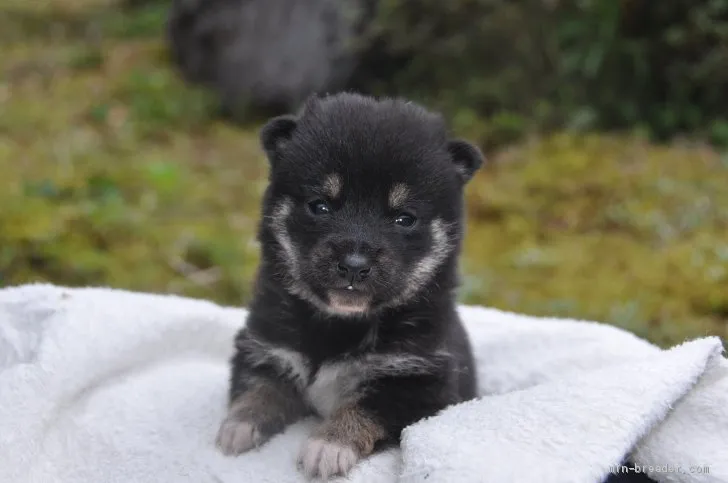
[0,284,725,483]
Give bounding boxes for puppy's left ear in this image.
[260,115,298,166]
[447,139,484,183]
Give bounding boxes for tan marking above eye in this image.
[322,173,342,199]
[388,183,409,208]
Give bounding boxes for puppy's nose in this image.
[336,253,372,282]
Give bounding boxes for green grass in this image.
[0,0,726,347]
[461,135,728,346]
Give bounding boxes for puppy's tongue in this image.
[328,288,370,314]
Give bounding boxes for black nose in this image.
[336,253,372,282]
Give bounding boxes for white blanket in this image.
[0,284,725,483]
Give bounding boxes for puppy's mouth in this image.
[326,287,372,315]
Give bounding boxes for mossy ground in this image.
[1,0,726,347]
[462,135,728,346]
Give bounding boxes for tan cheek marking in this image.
[384,217,454,308]
[388,183,409,209]
[314,404,387,456]
[269,198,299,278]
[323,173,342,199]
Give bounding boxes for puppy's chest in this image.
[270,348,366,417]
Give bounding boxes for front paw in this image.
[297,438,359,481]
[216,417,264,456]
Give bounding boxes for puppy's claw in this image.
[216,418,262,456]
[298,438,359,480]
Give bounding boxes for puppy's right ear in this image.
[260,115,297,165]
[447,139,485,184]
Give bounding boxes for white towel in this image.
[0,284,725,483]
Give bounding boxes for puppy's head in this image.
[258,93,483,317]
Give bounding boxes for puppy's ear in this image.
[260,115,297,165]
[447,139,484,183]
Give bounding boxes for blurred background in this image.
[1,0,727,347]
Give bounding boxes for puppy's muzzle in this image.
[336,253,372,284]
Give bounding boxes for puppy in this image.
[216,92,483,480]
[166,0,376,115]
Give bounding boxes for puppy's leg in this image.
[217,374,307,455]
[298,404,386,480]
[298,374,453,479]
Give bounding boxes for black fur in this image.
[167,0,376,115]
[220,92,483,476]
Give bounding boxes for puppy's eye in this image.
[394,213,417,227]
[308,199,332,215]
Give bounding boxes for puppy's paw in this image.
[297,437,359,481]
[215,417,264,456]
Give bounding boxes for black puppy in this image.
[216,92,483,480]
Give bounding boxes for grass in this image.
[461,135,728,346]
[1,0,726,347]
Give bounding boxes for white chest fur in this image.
[265,347,364,417]
[304,361,365,417]
[265,346,438,417]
